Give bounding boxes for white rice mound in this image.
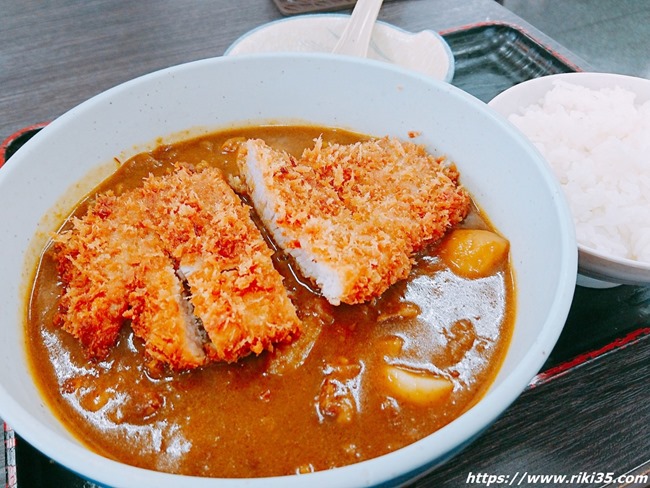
[509,80,650,263]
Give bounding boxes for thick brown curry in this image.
[26,125,515,477]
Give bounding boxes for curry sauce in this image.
[26,126,515,477]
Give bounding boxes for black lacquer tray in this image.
[3,22,649,488]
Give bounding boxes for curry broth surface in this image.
[27,126,515,477]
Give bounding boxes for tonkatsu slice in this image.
[237,136,471,305]
[54,164,301,370]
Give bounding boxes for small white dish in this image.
[489,72,650,288]
[225,14,455,82]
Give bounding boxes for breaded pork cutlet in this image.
[133,165,301,363]
[237,136,470,305]
[54,164,300,370]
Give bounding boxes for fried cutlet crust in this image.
[54,164,301,370]
[238,136,471,305]
[134,165,301,363]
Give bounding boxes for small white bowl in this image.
[489,72,650,288]
[225,14,455,82]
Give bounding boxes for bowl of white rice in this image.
[489,72,650,287]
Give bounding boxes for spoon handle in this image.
[332,0,384,57]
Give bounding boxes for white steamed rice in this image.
[509,80,650,263]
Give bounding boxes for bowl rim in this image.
[579,243,650,271]
[223,13,456,83]
[0,52,576,487]
[489,70,650,99]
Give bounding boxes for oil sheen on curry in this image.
[27,125,515,477]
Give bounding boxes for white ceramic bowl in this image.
[0,53,575,487]
[489,72,650,288]
[225,14,455,82]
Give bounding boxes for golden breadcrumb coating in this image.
[238,136,470,305]
[133,165,301,363]
[54,164,301,370]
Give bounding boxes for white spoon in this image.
[332,0,384,57]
